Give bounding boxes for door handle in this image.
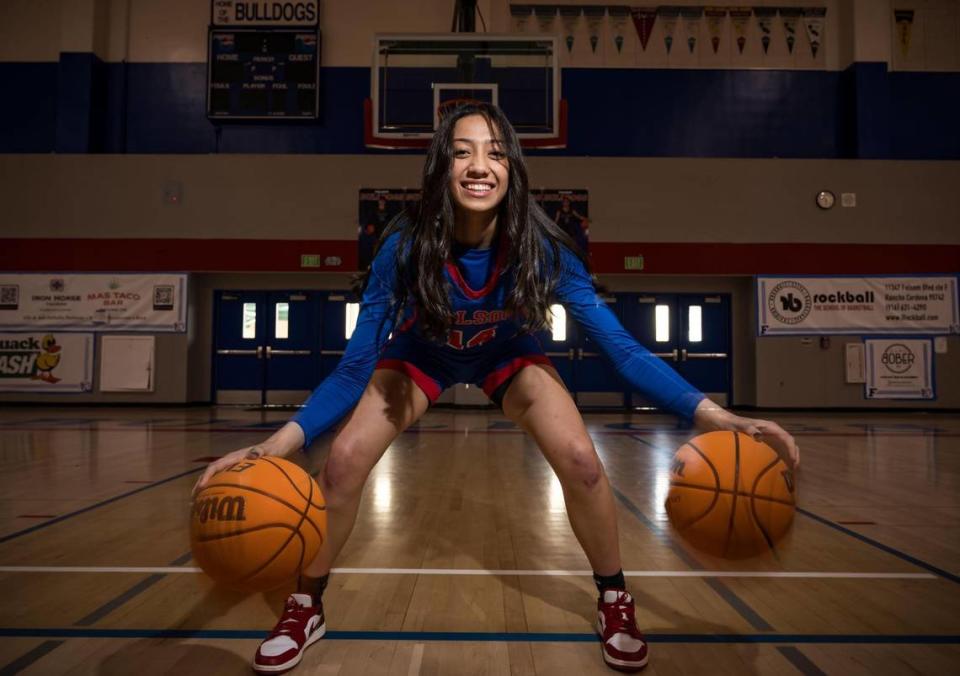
[652,349,678,361]
[257,345,263,359]
[569,348,575,360]
[681,348,688,361]
[685,352,729,359]
[215,349,259,356]
[269,349,312,356]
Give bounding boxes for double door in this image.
[540,293,731,407]
[214,291,321,405]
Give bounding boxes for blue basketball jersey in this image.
[292,227,704,446]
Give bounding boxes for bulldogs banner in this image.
[212,0,319,27]
[0,274,187,332]
[757,276,959,336]
[865,339,934,400]
[0,332,94,392]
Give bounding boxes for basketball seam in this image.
[750,456,783,554]
[237,462,316,585]
[262,457,325,510]
[200,482,325,540]
[668,482,796,507]
[677,440,722,530]
[724,431,740,557]
[192,522,297,543]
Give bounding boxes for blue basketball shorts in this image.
[375,331,552,408]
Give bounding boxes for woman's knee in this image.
[557,439,605,491]
[321,436,373,502]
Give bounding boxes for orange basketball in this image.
[190,457,326,592]
[665,431,796,558]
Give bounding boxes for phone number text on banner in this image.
[0,274,187,332]
[0,332,94,392]
[757,276,959,336]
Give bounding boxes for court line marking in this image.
[0,566,936,579]
[0,628,958,644]
[73,552,194,627]
[610,484,773,631]
[777,646,828,676]
[408,643,424,676]
[0,467,203,545]
[797,507,960,585]
[0,639,64,675]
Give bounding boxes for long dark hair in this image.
[357,102,593,342]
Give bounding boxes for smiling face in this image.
[448,114,510,224]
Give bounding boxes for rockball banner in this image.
[0,274,188,332]
[756,276,959,336]
[0,332,94,392]
[865,339,934,400]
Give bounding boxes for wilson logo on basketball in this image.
[193,495,247,523]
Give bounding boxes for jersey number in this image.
[447,327,497,350]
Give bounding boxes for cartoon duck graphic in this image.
[33,334,62,383]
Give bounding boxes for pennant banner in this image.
[680,6,704,54]
[583,6,605,53]
[658,6,681,54]
[894,9,915,59]
[802,7,826,58]
[533,5,558,33]
[730,7,752,54]
[509,4,533,32]
[559,6,581,52]
[754,6,776,54]
[780,7,802,54]
[631,7,658,52]
[705,7,727,54]
[608,5,631,53]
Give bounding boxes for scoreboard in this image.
[207,28,320,119]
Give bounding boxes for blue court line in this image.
[0,628,958,644]
[610,485,774,632]
[796,508,960,585]
[0,468,203,545]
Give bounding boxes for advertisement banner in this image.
[865,339,934,400]
[0,332,94,392]
[0,274,188,332]
[757,276,959,336]
[211,0,320,27]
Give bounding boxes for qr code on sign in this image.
[153,285,175,310]
[0,285,19,309]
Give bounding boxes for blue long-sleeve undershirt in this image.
[291,234,704,448]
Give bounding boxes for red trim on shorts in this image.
[481,355,553,398]
[376,358,442,401]
[445,234,509,300]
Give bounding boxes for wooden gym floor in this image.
[0,407,958,675]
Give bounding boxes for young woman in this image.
[196,103,799,673]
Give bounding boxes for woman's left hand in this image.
[692,399,799,470]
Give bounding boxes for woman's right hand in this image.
[192,446,265,497]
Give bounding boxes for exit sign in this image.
[624,255,644,270]
[300,254,322,268]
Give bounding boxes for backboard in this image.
[365,34,566,149]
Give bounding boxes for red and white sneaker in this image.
[253,593,326,674]
[597,590,649,672]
